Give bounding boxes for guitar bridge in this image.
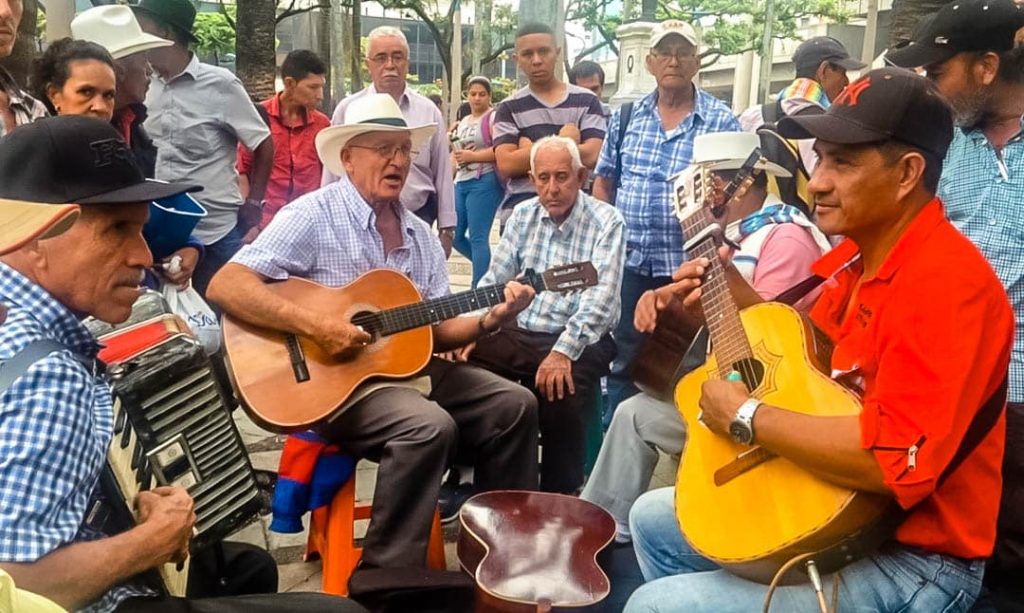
[285,334,310,383]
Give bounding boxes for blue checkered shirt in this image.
[479,192,626,360]
[233,178,450,299]
[0,263,153,612]
[938,124,1024,403]
[594,88,740,277]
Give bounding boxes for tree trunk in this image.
[350,0,362,92]
[472,0,492,75]
[0,0,38,87]
[317,4,333,111]
[235,0,277,101]
[330,0,346,105]
[888,0,954,47]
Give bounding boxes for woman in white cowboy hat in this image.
[208,93,542,579]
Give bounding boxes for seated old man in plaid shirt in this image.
[459,136,625,494]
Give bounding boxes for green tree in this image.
[193,7,236,65]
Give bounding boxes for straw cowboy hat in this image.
[0,199,80,256]
[315,93,437,178]
[693,132,792,178]
[72,5,172,60]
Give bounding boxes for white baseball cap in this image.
[693,132,792,178]
[649,20,699,48]
[71,5,172,60]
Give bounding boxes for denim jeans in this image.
[626,487,985,612]
[192,225,244,301]
[453,172,502,287]
[605,268,673,427]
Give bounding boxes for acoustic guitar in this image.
[457,491,615,612]
[670,152,891,583]
[222,264,598,432]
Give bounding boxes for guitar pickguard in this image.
[749,341,783,397]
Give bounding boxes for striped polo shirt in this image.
[492,83,607,200]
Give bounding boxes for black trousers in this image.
[469,327,617,493]
[116,543,365,612]
[317,358,539,569]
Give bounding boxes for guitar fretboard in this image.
[351,283,509,337]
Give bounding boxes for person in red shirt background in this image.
[238,49,331,242]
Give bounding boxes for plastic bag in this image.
[162,282,221,355]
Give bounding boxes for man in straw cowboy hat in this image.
[208,94,541,581]
[0,116,365,612]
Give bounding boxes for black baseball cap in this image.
[886,0,1024,68]
[130,0,198,44]
[777,67,954,158]
[793,36,868,75]
[0,116,200,205]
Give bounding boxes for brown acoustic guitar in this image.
[457,491,615,612]
[222,264,598,432]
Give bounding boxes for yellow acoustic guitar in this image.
[670,152,891,584]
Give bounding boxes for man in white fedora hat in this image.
[208,93,541,581]
[580,131,831,546]
[71,4,171,178]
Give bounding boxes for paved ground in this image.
[224,220,678,593]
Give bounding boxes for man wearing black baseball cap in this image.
[624,68,1014,612]
[0,116,363,612]
[888,4,1024,603]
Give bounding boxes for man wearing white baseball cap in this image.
[71,5,171,177]
[209,93,541,582]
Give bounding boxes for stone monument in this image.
[610,0,658,105]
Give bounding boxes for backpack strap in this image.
[614,101,634,191]
[0,339,68,395]
[761,98,784,126]
[480,108,494,148]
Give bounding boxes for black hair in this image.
[281,49,327,81]
[466,75,492,94]
[878,140,942,194]
[569,60,605,87]
[996,45,1024,85]
[31,38,115,115]
[456,101,471,121]
[795,62,820,79]
[516,22,555,40]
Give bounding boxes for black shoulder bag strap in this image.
[0,339,68,394]
[614,101,635,191]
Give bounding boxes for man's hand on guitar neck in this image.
[433,281,535,352]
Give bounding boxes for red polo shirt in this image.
[237,93,330,229]
[809,199,1013,559]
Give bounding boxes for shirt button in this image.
[989,219,997,226]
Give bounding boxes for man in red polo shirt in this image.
[622,68,1013,612]
[238,50,331,241]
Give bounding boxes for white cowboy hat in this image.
[315,93,437,178]
[693,132,792,178]
[71,5,172,60]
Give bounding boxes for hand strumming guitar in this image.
[310,316,372,359]
[698,379,750,439]
[634,257,712,333]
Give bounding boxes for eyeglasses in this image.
[650,49,697,63]
[369,52,409,66]
[348,143,417,160]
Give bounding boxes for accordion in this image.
[88,292,261,595]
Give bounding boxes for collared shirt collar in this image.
[0,263,101,358]
[958,115,1024,143]
[338,177,416,239]
[540,190,587,233]
[640,83,707,125]
[367,83,410,110]
[811,198,946,282]
[162,53,201,84]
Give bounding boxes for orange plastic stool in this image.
[305,472,447,596]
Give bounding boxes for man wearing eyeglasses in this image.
[592,20,740,422]
[321,26,456,258]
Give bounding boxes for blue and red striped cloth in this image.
[269,430,355,534]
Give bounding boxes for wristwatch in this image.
[439,227,455,238]
[729,398,761,445]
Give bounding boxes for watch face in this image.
[730,421,753,444]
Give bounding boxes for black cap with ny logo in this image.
[0,116,200,206]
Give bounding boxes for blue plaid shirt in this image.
[479,192,626,360]
[0,263,152,612]
[594,87,740,277]
[938,124,1024,403]
[233,178,450,299]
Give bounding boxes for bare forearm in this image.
[495,145,531,178]
[247,140,275,202]
[754,408,890,494]
[578,139,602,169]
[1,526,163,609]
[207,263,318,337]
[592,176,615,205]
[434,312,501,352]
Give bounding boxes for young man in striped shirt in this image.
[492,23,607,225]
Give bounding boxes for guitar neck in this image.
[353,283,511,337]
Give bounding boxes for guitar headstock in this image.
[521,262,599,294]
[672,149,766,227]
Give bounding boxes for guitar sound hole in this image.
[351,311,379,343]
[730,358,765,391]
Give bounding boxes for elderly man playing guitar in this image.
[208,94,540,582]
[623,68,1013,612]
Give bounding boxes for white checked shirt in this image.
[479,192,626,360]
[232,178,450,299]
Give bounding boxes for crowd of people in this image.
[0,0,1022,610]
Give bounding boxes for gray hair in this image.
[529,136,583,173]
[367,26,410,54]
